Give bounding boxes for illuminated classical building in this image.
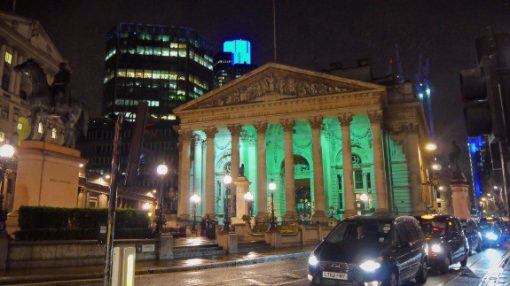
[174,63,433,223]
[102,23,214,121]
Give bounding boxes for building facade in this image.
[102,23,214,122]
[174,63,433,224]
[213,39,256,88]
[0,11,64,214]
[0,11,63,145]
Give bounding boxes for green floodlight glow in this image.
[188,115,411,220]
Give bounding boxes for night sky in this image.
[11,0,510,164]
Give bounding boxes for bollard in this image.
[112,246,136,286]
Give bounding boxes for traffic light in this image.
[460,31,510,140]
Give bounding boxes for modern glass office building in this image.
[102,23,214,122]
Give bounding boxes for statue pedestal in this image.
[7,141,86,234]
[450,183,471,220]
[232,176,250,224]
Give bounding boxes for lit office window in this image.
[126,69,135,78]
[144,47,153,55]
[136,46,144,55]
[51,128,57,139]
[143,70,152,79]
[153,47,161,56]
[135,70,143,78]
[0,131,5,142]
[162,48,170,56]
[161,35,170,42]
[4,51,12,65]
[152,70,160,79]
[38,122,43,134]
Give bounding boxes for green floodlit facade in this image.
[189,116,410,221]
[176,63,432,223]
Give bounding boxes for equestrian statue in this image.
[14,59,88,148]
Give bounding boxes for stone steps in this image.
[173,244,225,259]
[238,240,273,253]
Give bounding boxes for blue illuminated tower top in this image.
[223,39,251,65]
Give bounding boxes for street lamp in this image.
[360,193,369,214]
[425,142,438,152]
[431,162,442,171]
[223,174,232,232]
[156,163,168,235]
[268,179,277,232]
[190,193,201,233]
[0,143,14,235]
[244,191,254,217]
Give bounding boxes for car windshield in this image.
[325,221,392,244]
[420,220,447,237]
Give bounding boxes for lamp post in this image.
[268,179,277,232]
[156,163,168,235]
[244,191,254,217]
[223,174,232,232]
[0,143,14,235]
[190,193,201,233]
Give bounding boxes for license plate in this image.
[322,271,348,280]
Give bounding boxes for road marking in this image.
[244,278,269,286]
[273,278,308,285]
[479,249,510,286]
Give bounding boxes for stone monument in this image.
[6,60,88,234]
[448,141,471,219]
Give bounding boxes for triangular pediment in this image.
[0,11,63,64]
[175,63,385,112]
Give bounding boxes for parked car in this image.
[415,214,469,274]
[460,219,483,255]
[308,215,427,286]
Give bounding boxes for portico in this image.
[174,63,431,224]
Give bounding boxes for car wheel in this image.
[461,252,468,267]
[439,256,450,274]
[476,241,483,253]
[415,260,428,284]
[383,271,399,286]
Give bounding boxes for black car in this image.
[415,215,468,274]
[308,216,427,286]
[460,219,483,255]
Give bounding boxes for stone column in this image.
[404,127,426,215]
[177,129,192,221]
[228,124,242,216]
[204,127,217,218]
[0,44,6,84]
[281,119,297,221]
[338,113,355,216]
[254,121,268,222]
[8,50,17,93]
[310,116,326,222]
[369,110,389,213]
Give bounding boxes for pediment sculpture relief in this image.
[191,71,367,109]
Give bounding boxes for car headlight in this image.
[486,231,498,241]
[308,254,319,267]
[359,258,382,272]
[431,243,442,253]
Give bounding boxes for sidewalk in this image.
[0,245,314,285]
